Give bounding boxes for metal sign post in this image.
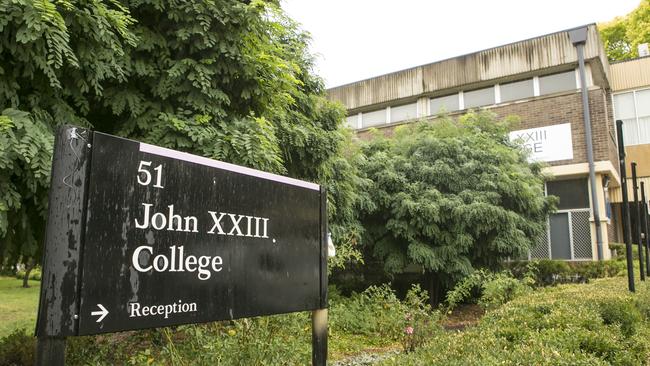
[36,127,328,364]
[632,163,646,281]
[641,182,650,276]
[616,120,635,292]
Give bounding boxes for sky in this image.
[282,0,640,88]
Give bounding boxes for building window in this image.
[539,70,577,95]
[546,178,589,210]
[391,102,417,123]
[464,87,495,109]
[429,94,459,115]
[345,115,358,129]
[362,109,386,127]
[500,79,534,103]
[614,89,650,146]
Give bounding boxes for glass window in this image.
[637,90,650,145]
[614,92,636,119]
[345,115,358,129]
[500,79,534,102]
[430,94,458,115]
[391,102,417,123]
[546,179,589,210]
[614,92,639,145]
[539,71,576,95]
[636,89,650,117]
[362,109,386,127]
[464,87,495,109]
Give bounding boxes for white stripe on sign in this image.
[139,143,320,191]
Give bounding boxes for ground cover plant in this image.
[0,276,438,365]
[381,276,650,366]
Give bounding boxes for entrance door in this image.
[550,213,572,259]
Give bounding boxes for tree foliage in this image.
[0,1,365,272]
[358,112,555,290]
[600,0,650,61]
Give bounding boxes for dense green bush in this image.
[358,113,555,302]
[445,269,533,311]
[14,267,41,282]
[381,277,650,365]
[598,299,642,338]
[0,329,35,366]
[508,259,624,286]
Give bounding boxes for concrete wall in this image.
[329,25,609,112]
[610,57,650,92]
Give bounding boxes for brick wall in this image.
[356,88,618,173]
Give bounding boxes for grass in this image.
[1,262,646,364]
[0,276,40,338]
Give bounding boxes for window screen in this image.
[430,94,459,115]
[391,102,417,122]
[500,79,534,102]
[539,71,576,95]
[464,87,495,109]
[362,109,386,127]
[546,178,589,210]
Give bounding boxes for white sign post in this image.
[509,123,573,163]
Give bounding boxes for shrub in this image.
[400,285,441,352]
[479,272,531,310]
[381,277,650,366]
[598,299,642,338]
[445,270,533,311]
[0,329,35,366]
[330,283,441,354]
[14,267,41,281]
[508,260,624,287]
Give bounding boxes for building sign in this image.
[509,123,573,162]
[37,129,326,337]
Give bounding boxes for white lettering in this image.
[207,211,227,234]
[153,254,169,271]
[151,212,166,230]
[129,300,197,319]
[135,203,197,232]
[129,302,141,317]
[227,214,243,236]
[131,245,222,280]
[132,246,153,272]
[134,203,153,229]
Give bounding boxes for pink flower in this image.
[405,326,414,335]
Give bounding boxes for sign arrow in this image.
[91,304,109,323]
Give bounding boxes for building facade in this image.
[328,24,630,261]
[609,56,650,242]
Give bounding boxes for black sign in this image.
[38,130,324,336]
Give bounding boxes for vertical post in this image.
[312,187,328,366]
[616,120,635,292]
[36,126,92,364]
[641,182,650,276]
[312,309,328,366]
[570,27,604,261]
[632,163,645,280]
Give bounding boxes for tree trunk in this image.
[22,259,35,288]
[424,272,441,307]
